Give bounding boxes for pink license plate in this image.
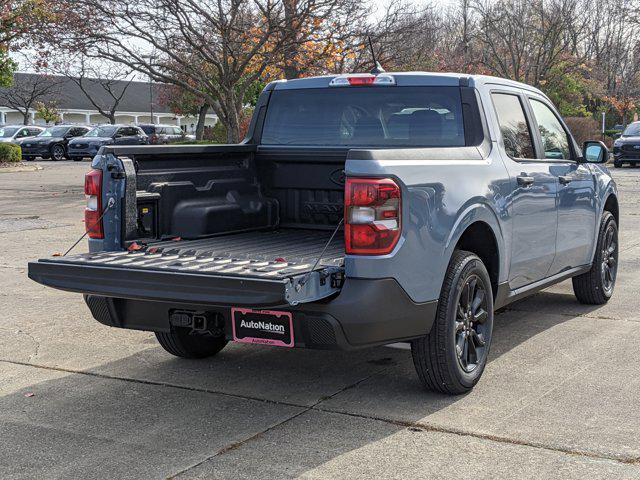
[231,308,294,348]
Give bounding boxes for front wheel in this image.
[412,250,494,395]
[572,212,618,304]
[155,328,227,359]
[613,161,622,168]
[50,144,66,161]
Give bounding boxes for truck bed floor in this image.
[55,229,344,280]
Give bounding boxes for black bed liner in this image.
[28,229,345,306]
[82,229,342,279]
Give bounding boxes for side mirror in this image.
[582,140,609,164]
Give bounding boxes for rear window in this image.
[261,86,465,147]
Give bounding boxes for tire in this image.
[613,161,622,168]
[155,328,227,359]
[412,250,494,395]
[23,156,34,161]
[572,211,618,305]
[72,157,83,162]
[50,144,66,161]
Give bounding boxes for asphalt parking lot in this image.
[1,161,640,479]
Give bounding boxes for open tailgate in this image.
[28,230,344,307]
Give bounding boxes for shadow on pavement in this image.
[0,289,607,478]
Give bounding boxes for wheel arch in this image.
[445,203,505,299]
[603,193,619,226]
[454,221,500,298]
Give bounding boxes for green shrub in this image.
[0,143,21,163]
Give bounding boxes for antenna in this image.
[367,36,385,74]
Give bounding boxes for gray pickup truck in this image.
[28,72,619,394]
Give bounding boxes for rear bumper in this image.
[82,277,437,350]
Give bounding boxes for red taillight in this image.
[149,134,158,144]
[84,169,103,239]
[345,178,401,255]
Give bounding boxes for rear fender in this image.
[444,202,507,284]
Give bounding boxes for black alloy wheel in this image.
[51,144,66,161]
[455,274,490,373]
[573,211,618,305]
[600,221,618,296]
[412,250,494,394]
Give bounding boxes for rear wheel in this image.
[572,211,618,304]
[155,328,227,359]
[613,160,622,168]
[412,250,494,395]
[50,144,65,161]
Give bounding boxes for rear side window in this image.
[529,99,571,160]
[261,86,465,147]
[139,125,155,134]
[491,93,535,159]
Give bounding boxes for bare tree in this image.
[59,57,134,125]
[471,0,588,87]
[53,0,287,142]
[0,72,62,124]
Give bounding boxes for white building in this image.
[0,73,218,133]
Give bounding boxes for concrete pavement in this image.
[1,161,639,479]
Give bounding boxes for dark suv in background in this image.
[613,121,640,167]
[19,125,91,161]
[68,125,147,161]
[137,124,194,144]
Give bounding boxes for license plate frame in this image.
[231,307,294,348]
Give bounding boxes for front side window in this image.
[261,86,466,147]
[530,99,571,160]
[39,127,69,137]
[86,126,117,137]
[16,128,31,138]
[491,93,535,159]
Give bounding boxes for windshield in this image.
[0,127,19,138]
[622,123,640,136]
[39,127,69,137]
[261,86,465,147]
[85,126,117,137]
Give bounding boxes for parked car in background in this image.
[67,125,147,161]
[18,125,91,161]
[613,121,640,168]
[0,125,44,144]
[137,124,195,144]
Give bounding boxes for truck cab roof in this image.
[269,71,548,99]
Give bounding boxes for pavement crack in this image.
[169,369,382,478]
[310,407,640,466]
[2,358,639,469]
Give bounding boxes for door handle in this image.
[558,175,573,185]
[517,175,534,187]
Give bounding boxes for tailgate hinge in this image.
[285,267,344,306]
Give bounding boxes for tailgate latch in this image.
[285,267,344,306]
